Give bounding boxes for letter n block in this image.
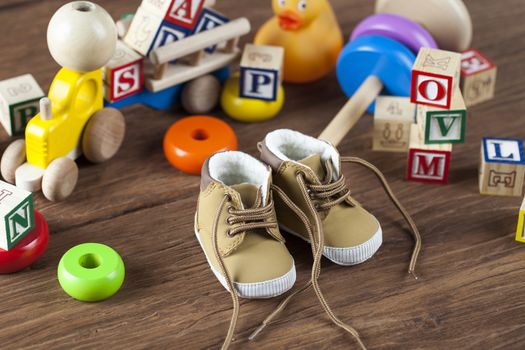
[516,196,525,243]
[416,88,467,144]
[407,125,452,184]
[104,40,144,103]
[0,181,34,251]
[165,0,206,30]
[411,48,461,109]
[373,96,415,153]
[0,74,44,136]
[479,137,525,197]
[240,44,284,101]
[460,49,497,107]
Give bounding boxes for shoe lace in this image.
[249,156,422,349]
[210,192,279,350]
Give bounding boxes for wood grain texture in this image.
[0,0,524,349]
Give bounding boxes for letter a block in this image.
[407,125,452,184]
[104,40,144,103]
[240,44,284,102]
[460,49,497,107]
[0,74,44,136]
[0,181,34,251]
[165,0,206,30]
[479,137,525,197]
[416,88,467,144]
[373,96,415,152]
[516,196,525,243]
[411,48,461,109]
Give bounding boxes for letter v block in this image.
[0,181,34,250]
[417,88,467,144]
[479,137,525,197]
[407,125,452,184]
[240,44,284,101]
[516,196,525,243]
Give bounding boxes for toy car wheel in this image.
[42,157,79,202]
[181,75,221,114]
[82,108,126,164]
[1,139,26,184]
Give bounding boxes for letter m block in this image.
[0,181,34,251]
[239,44,284,102]
[407,149,452,184]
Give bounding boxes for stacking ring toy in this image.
[375,0,473,52]
[164,116,238,175]
[58,243,125,302]
[0,210,49,274]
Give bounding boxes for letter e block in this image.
[165,0,206,30]
[515,196,525,243]
[460,49,497,107]
[411,48,461,109]
[407,125,452,184]
[373,96,415,152]
[0,181,34,251]
[104,41,144,102]
[479,137,525,197]
[124,6,164,56]
[0,74,44,136]
[240,44,284,101]
[191,8,229,53]
[417,88,467,144]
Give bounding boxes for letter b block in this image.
[411,48,461,109]
[0,74,45,136]
[0,181,34,250]
[240,44,284,101]
[407,125,452,184]
[104,40,144,102]
[480,137,525,197]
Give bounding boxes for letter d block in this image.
[411,48,461,109]
[0,74,45,136]
[407,125,452,184]
[0,181,34,250]
[240,44,284,101]
[104,40,144,103]
[480,137,525,197]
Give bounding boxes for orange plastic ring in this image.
[163,116,238,175]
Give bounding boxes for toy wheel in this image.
[42,157,79,202]
[1,140,26,184]
[181,75,221,114]
[82,108,126,163]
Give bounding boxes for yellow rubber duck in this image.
[255,0,344,83]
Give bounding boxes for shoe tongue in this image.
[231,183,262,208]
[299,154,333,182]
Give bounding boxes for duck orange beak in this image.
[278,10,303,30]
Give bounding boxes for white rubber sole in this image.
[194,227,296,299]
[280,220,383,266]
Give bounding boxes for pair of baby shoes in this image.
[195,129,421,350]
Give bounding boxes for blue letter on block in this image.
[240,68,278,102]
[483,137,525,164]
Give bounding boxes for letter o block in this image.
[240,44,284,102]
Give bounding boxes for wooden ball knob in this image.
[47,1,117,72]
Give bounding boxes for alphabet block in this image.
[0,181,34,251]
[191,8,229,53]
[515,196,525,243]
[104,40,144,102]
[460,49,497,107]
[165,0,206,30]
[373,96,415,152]
[240,44,284,102]
[416,88,467,144]
[150,20,191,55]
[411,48,461,109]
[124,6,164,56]
[0,74,44,136]
[479,137,525,197]
[407,124,453,184]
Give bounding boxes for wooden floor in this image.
[1,0,524,349]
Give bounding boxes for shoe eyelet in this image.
[227,206,234,214]
[226,217,234,225]
[226,230,234,238]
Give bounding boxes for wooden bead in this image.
[82,108,126,164]
[42,157,79,202]
[181,75,221,114]
[47,1,117,72]
[1,140,26,184]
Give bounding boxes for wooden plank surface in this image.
[1,0,525,349]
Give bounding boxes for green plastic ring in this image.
[58,243,125,302]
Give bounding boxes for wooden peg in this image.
[40,98,52,121]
